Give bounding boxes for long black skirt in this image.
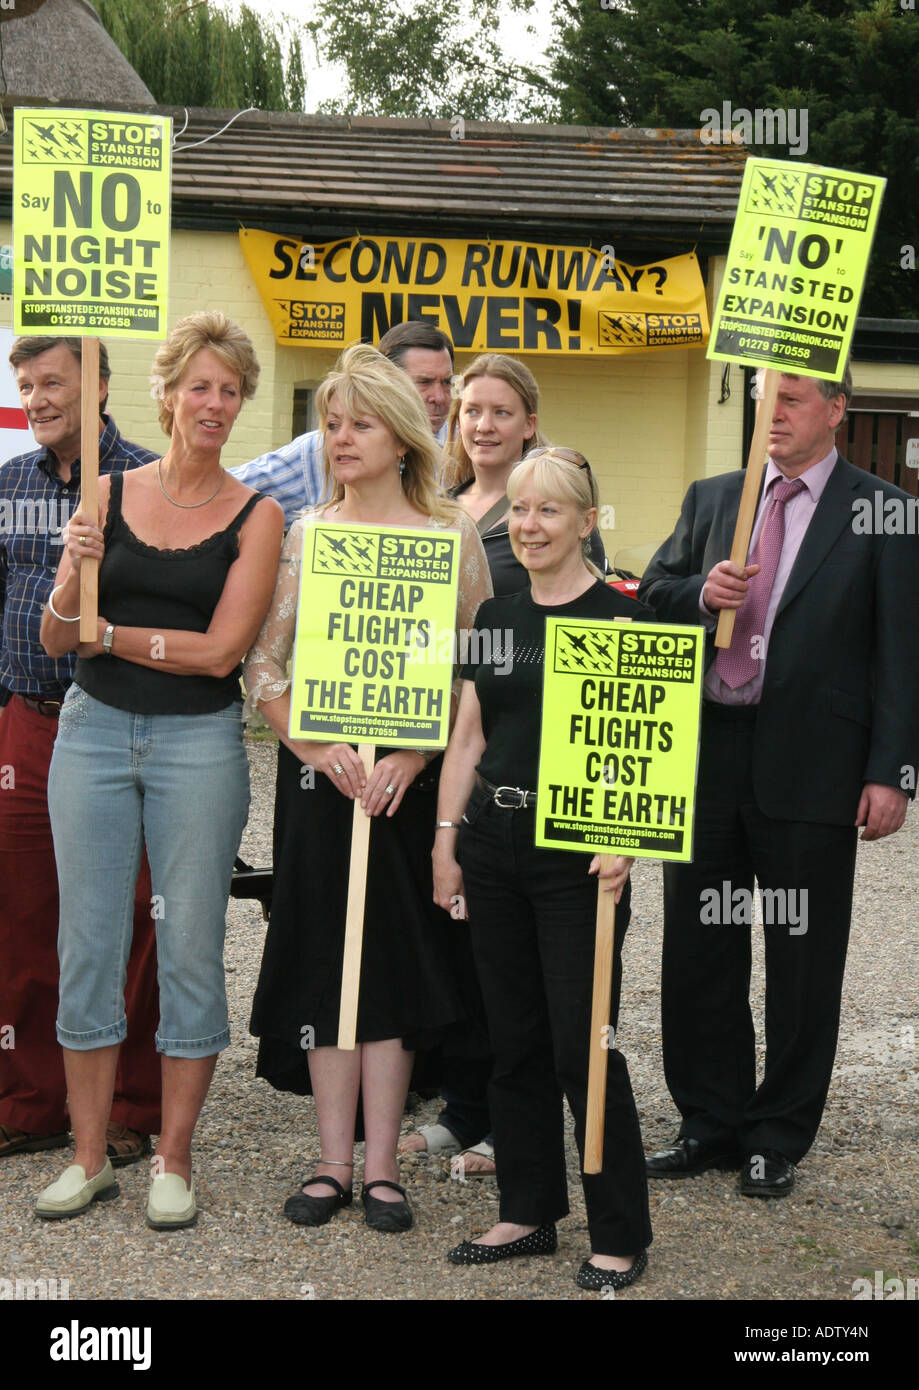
[249,744,482,1096]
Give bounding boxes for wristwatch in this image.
[101,624,116,656]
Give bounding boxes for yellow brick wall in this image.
[852,362,918,393]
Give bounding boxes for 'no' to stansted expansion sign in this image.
[288,522,460,748]
[13,107,172,339]
[536,619,704,861]
[708,156,885,381]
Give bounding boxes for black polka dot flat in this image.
[576,1249,648,1292]
[447,1224,557,1264]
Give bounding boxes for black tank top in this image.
[74,471,261,715]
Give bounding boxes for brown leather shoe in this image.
[0,1123,70,1157]
[104,1123,152,1169]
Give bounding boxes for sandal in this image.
[361,1179,413,1232]
[105,1123,152,1169]
[0,1124,69,1158]
[397,1123,461,1156]
[455,1140,496,1178]
[284,1174,352,1227]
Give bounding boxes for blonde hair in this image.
[315,343,458,524]
[507,447,604,580]
[442,354,548,491]
[150,311,259,436]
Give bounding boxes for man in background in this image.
[231,321,454,521]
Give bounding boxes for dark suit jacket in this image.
[638,456,919,826]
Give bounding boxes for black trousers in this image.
[457,785,652,1256]
[662,703,858,1163]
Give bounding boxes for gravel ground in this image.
[2,734,917,1305]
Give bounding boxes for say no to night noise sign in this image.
[13,108,172,338]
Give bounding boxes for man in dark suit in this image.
[637,367,919,1197]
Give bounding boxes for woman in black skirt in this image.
[433,447,652,1289]
[244,345,490,1233]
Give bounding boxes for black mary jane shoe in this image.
[447,1223,557,1265]
[284,1175,353,1227]
[576,1249,648,1292]
[361,1179,413,1232]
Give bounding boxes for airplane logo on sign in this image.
[553,626,618,674]
[598,312,646,347]
[22,118,86,164]
[313,531,376,574]
[746,167,803,217]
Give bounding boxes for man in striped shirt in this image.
[230,321,454,521]
[0,337,161,1165]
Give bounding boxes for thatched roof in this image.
[0,0,154,106]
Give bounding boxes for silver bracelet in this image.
[436,821,461,830]
[47,586,81,622]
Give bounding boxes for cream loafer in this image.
[146,1172,197,1230]
[35,1160,119,1220]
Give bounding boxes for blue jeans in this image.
[48,687,250,1058]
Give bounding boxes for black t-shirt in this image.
[462,580,653,788]
[449,480,608,597]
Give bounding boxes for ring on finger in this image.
[332,764,344,776]
[80,535,88,546]
[385,784,395,796]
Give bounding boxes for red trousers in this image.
[0,696,161,1134]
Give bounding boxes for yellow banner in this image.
[289,523,460,747]
[240,228,709,355]
[13,108,172,339]
[535,619,704,861]
[708,156,885,380]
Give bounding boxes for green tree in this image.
[551,0,918,317]
[96,0,307,111]
[308,0,555,120]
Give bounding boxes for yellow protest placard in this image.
[13,108,172,339]
[239,228,709,356]
[535,619,704,860]
[289,522,460,747]
[708,156,885,380]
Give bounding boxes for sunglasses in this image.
[529,446,592,473]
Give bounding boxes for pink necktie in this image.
[715,477,805,690]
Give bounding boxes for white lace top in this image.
[243,508,492,721]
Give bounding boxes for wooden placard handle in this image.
[78,336,100,642]
[584,860,617,1175]
[337,743,376,1050]
[714,368,780,650]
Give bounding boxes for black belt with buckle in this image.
[475,772,537,809]
[21,695,64,717]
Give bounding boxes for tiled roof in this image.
[0,103,749,252]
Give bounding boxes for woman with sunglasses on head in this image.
[433,447,652,1290]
